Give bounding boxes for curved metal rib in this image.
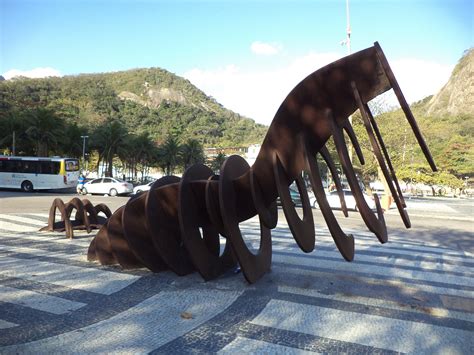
[330,115,388,243]
[343,121,365,165]
[319,146,349,217]
[374,42,437,172]
[123,192,168,272]
[364,103,406,208]
[274,154,315,253]
[351,81,410,228]
[250,169,278,229]
[219,155,272,284]
[305,142,355,261]
[146,176,195,276]
[179,164,236,280]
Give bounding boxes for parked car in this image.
[76,178,92,194]
[311,189,375,211]
[133,181,154,195]
[81,177,133,196]
[277,187,317,207]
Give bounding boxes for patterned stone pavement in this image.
[0,212,472,354]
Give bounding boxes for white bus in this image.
[0,156,80,192]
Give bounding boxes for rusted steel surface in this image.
[40,198,111,239]
[87,42,436,283]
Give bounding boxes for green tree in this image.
[58,122,85,158]
[0,110,31,155]
[180,138,205,169]
[396,163,463,195]
[157,135,181,175]
[210,151,227,173]
[119,132,157,181]
[91,119,128,177]
[25,108,65,156]
[436,134,474,178]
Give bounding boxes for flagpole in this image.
[346,0,353,163]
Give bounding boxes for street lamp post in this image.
[80,135,89,172]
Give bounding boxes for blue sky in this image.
[1,0,472,124]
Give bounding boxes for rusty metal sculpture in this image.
[87,42,437,283]
[40,198,111,239]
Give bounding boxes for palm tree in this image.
[119,132,157,181]
[210,151,227,173]
[157,135,181,175]
[59,122,84,158]
[25,108,65,156]
[91,119,128,177]
[0,110,30,155]
[181,138,205,169]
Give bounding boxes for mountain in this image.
[99,67,231,114]
[401,48,473,178]
[425,48,474,117]
[0,67,268,147]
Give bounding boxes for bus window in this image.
[5,160,20,173]
[21,161,38,174]
[39,161,60,174]
[65,159,79,171]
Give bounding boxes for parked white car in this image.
[133,181,154,195]
[82,177,133,196]
[311,189,375,211]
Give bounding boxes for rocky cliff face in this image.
[426,48,474,116]
[118,87,187,107]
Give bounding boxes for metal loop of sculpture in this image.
[40,198,112,239]
[87,42,437,283]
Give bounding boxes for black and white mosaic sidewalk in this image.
[0,213,472,354]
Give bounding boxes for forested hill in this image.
[0,67,268,147]
[413,48,473,178]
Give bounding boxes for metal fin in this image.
[364,103,406,208]
[343,121,365,165]
[319,146,349,217]
[305,142,355,261]
[374,41,437,172]
[330,114,388,243]
[351,81,411,228]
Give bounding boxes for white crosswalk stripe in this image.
[218,337,317,354]
[0,285,86,315]
[0,256,140,295]
[0,213,472,354]
[250,299,472,354]
[277,285,474,322]
[0,215,48,227]
[0,320,17,330]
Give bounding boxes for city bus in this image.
[0,156,80,192]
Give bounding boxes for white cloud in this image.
[250,41,283,56]
[183,52,340,125]
[390,58,453,103]
[2,67,62,80]
[183,52,454,126]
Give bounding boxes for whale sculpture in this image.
[87,42,437,283]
